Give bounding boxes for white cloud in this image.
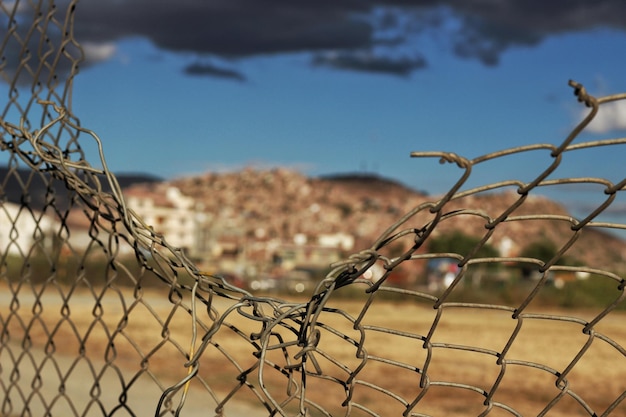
[82,42,117,64]
[584,100,626,134]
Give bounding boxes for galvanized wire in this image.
[1,1,626,417]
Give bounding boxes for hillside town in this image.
[2,168,626,292]
[119,168,626,290]
[124,168,419,291]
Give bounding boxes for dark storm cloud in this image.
[442,0,625,66]
[6,0,626,81]
[0,1,114,86]
[73,1,374,56]
[183,62,246,82]
[313,51,427,76]
[451,16,543,66]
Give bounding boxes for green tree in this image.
[519,239,558,263]
[428,231,499,259]
[518,239,578,279]
[519,239,579,266]
[427,231,500,288]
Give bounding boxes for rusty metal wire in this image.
[1,1,626,417]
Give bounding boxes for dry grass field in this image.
[1,282,625,416]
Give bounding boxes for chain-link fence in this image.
[1,1,625,416]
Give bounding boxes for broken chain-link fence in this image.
[1,1,625,416]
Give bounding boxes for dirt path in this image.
[0,287,269,416]
[1,339,268,417]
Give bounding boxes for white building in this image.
[124,184,203,255]
[0,202,58,256]
[317,232,355,251]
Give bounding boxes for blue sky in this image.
[3,1,626,219]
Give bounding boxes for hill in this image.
[4,163,621,272]
[320,172,427,196]
[167,168,626,271]
[169,168,427,250]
